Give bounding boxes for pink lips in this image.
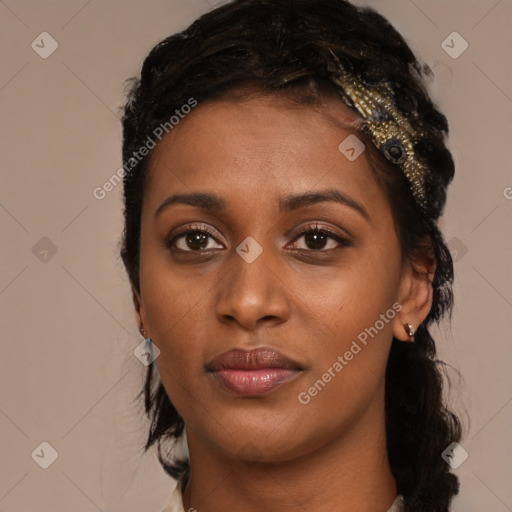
[207,347,303,396]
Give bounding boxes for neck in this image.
[182,387,397,512]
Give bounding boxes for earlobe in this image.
[131,284,149,337]
[393,256,435,342]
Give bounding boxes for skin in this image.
[130,93,435,512]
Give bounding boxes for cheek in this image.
[139,224,209,332]
[147,291,211,418]
[138,248,203,367]
[299,239,401,338]
[142,276,206,359]
[294,287,397,443]
[294,239,401,396]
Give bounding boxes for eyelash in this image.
[166,223,351,254]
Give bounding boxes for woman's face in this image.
[134,94,419,462]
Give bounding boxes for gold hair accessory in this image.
[326,49,429,212]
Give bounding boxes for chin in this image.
[207,424,319,464]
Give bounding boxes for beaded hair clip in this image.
[325,48,430,212]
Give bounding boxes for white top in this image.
[161,482,405,512]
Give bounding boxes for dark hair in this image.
[120,1,463,510]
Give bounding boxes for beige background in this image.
[1,0,511,511]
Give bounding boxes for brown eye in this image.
[183,231,211,251]
[302,230,331,250]
[290,224,352,252]
[167,226,223,252]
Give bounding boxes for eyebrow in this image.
[154,188,370,221]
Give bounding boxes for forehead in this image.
[141,95,391,225]
[148,96,373,183]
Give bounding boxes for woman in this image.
[119,1,463,510]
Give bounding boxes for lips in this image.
[206,347,303,396]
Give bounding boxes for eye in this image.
[288,223,352,252]
[166,225,224,252]
[166,222,352,255]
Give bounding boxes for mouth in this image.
[206,347,304,397]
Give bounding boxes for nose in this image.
[215,246,290,331]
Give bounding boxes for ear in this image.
[130,284,150,337]
[392,247,436,342]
